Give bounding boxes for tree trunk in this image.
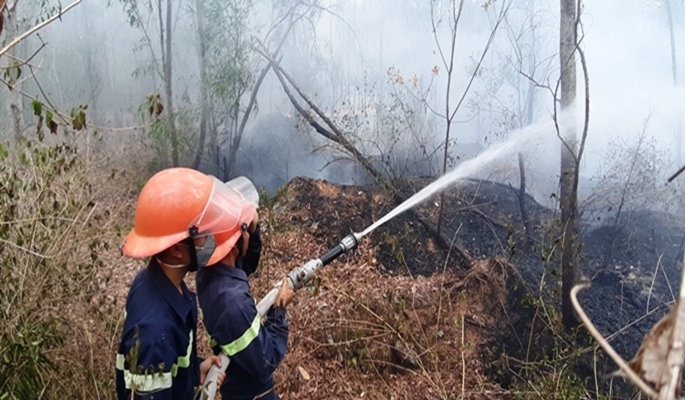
[559,0,579,328]
[192,0,208,170]
[436,0,462,238]
[665,0,681,162]
[518,2,536,248]
[518,153,533,246]
[224,61,273,179]
[2,1,24,142]
[162,0,178,167]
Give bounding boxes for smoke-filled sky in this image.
[5,0,685,202]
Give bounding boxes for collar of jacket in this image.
[210,263,249,282]
[149,259,195,322]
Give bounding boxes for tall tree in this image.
[190,0,255,179]
[1,0,24,141]
[192,0,210,169]
[195,0,312,180]
[559,0,579,328]
[431,0,509,236]
[121,0,179,166]
[664,0,681,162]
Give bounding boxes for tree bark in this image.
[517,153,533,246]
[162,0,178,166]
[665,0,681,162]
[559,0,579,328]
[225,61,272,179]
[517,1,536,248]
[2,0,24,142]
[192,0,208,170]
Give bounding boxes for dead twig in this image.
[0,0,82,59]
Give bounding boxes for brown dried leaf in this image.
[297,365,310,381]
[623,308,673,389]
[617,300,683,396]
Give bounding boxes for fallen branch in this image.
[266,55,474,266]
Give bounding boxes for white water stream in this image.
[360,115,567,237]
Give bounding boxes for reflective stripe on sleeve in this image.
[211,314,261,356]
[117,330,193,392]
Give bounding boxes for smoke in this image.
[4,0,684,204]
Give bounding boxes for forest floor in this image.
[99,175,684,399]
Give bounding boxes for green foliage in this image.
[70,104,88,131]
[27,100,65,141]
[202,0,254,105]
[137,96,196,172]
[2,60,22,89]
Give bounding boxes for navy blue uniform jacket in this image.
[116,260,200,400]
[196,226,289,400]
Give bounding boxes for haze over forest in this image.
[2,0,683,207]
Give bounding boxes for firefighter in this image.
[196,183,295,399]
[116,167,234,399]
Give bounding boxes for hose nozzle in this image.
[320,232,362,265]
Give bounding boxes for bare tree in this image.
[192,0,210,170]
[432,0,510,236]
[470,0,553,246]
[558,0,590,328]
[664,0,681,163]
[0,0,83,140]
[192,1,312,180]
[1,0,24,141]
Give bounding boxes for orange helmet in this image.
[122,168,258,266]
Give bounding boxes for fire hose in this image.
[201,232,363,400]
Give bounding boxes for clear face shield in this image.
[187,176,259,268]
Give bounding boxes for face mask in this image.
[190,235,216,271]
[156,234,216,272]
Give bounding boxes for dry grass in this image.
[219,183,526,400]
[0,137,142,399]
[0,140,600,399]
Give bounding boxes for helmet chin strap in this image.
[186,236,200,272]
[156,258,189,269]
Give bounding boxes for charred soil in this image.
[247,176,684,399]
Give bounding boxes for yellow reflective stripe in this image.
[216,314,261,356]
[117,330,194,391]
[177,331,193,369]
[116,353,126,370]
[124,370,173,392]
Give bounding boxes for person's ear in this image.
[168,243,185,260]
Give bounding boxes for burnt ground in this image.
[258,176,685,398]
